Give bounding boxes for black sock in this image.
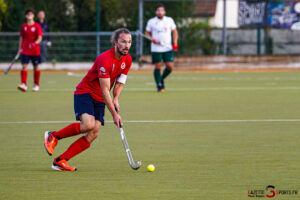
[162,68,172,80]
[153,68,162,87]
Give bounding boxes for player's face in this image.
[38,11,45,20]
[155,7,166,19]
[26,12,34,20]
[115,33,132,56]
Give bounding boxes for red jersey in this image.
[75,48,132,102]
[20,22,43,56]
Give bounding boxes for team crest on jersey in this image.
[99,67,106,75]
[121,62,126,69]
[24,27,28,31]
[31,27,36,32]
[100,67,106,72]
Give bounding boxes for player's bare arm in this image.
[172,29,178,45]
[18,36,23,53]
[29,35,42,49]
[145,30,159,44]
[145,31,151,38]
[172,29,178,52]
[113,82,124,113]
[99,78,122,127]
[35,35,42,45]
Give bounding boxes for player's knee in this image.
[90,123,101,140]
[86,123,95,131]
[166,64,173,70]
[85,130,98,143]
[90,130,99,141]
[94,124,101,133]
[91,131,99,140]
[81,122,95,132]
[155,63,162,69]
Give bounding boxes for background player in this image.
[44,28,132,171]
[145,4,178,92]
[18,8,43,92]
[37,10,51,63]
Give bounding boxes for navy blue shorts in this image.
[74,93,105,125]
[21,54,41,66]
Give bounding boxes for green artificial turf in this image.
[0,71,299,200]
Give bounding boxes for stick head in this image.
[132,160,142,170]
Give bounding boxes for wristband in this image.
[152,39,159,44]
[172,44,178,51]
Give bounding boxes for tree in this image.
[1,0,193,32]
[0,0,7,31]
[2,0,21,31]
[2,0,76,31]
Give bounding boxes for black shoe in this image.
[161,79,165,89]
[157,84,165,93]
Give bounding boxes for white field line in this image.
[169,77,300,81]
[127,76,300,81]
[67,74,300,81]
[1,119,300,125]
[1,87,300,92]
[125,87,300,91]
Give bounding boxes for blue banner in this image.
[238,0,267,27]
[267,2,300,29]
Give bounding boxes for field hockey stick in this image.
[4,52,20,75]
[138,31,172,49]
[118,124,141,170]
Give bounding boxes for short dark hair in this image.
[25,8,35,15]
[155,4,165,11]
[111,28,131,45]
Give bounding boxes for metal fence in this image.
[2,0,300,62]
[1,29,300,63]
[0,32,140,63]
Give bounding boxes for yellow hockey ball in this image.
[147,164,155,172]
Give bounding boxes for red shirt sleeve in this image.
[122,55,132,75]
[97,56,111,78]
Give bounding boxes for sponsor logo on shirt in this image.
[24,27,28,31]
[121,62,126,69]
